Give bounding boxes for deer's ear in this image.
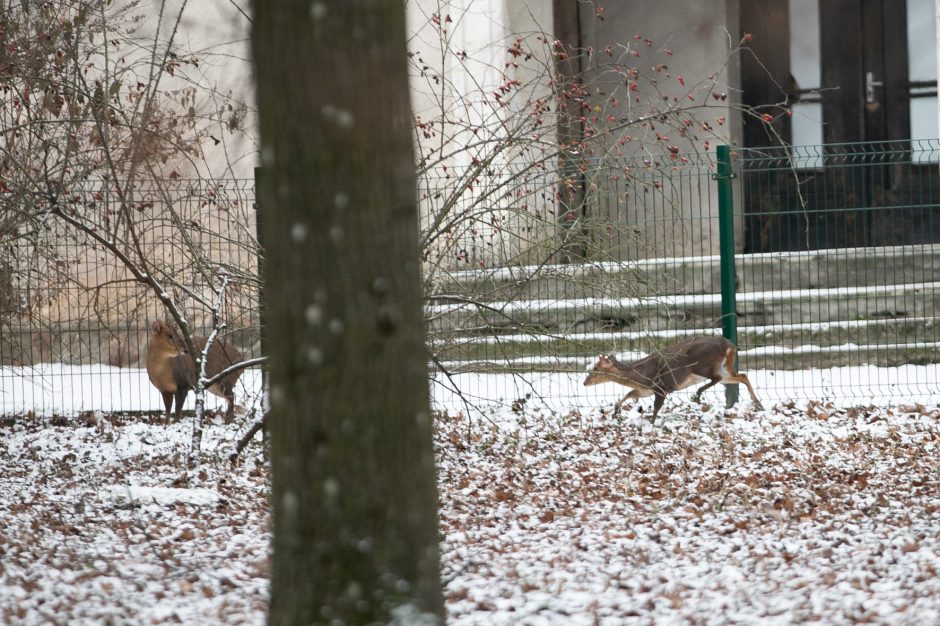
[151,320,161,333]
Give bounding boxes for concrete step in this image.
[429,243,940,300]
[437,341,940,374]
[431,317,940,371]
[426,282,940,334]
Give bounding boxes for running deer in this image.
[146,320,244,422]
[583,336,763,421]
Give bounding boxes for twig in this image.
[229,408,269,463]
[189,271,229,467]
[203,355,267,389]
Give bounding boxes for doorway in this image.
[740,0,940,252]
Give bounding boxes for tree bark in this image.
[253,1,444,624]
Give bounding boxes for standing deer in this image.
[146,320,244,422]
[583,336,763,421]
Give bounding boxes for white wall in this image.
[142,0,257,179]
[407,0,557,269]
[936,0,940,154]
[579,0,743,258]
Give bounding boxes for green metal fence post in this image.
[716,145,739,408]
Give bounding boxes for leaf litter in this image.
[0,399,938,624]
[436,401,940,625]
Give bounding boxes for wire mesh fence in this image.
[426,150,740,411]
[428,140,940,411]
[1,141,938,416]
[734,140,940,404]
[0,178,263,416]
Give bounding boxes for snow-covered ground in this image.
[0,416,270,624]
[1,366,939,624]
[0,363,266,417]
[2,361,938,416]
[437,400,940,625]
[430,364,940,414]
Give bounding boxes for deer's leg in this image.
[174,387,189,420]
[161,391,174,418]
[725,372,763,410]
[650,393,666,423]
[223,384,236,423]
[613,389,641,416]
[692,376,722,404]
[612,393,628,416]
[720,349,764,410]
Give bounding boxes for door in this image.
[740,0,940,252]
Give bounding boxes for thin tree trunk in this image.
[253,1,444,623]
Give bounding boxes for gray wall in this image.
[578,0,744,258]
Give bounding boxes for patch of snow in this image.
[431,364,940,411]
[0,362,264,416]
[100,485,221,507]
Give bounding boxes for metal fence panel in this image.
[735,140,940,403]
[0,178,262,416]
[2,142,939,416]
[427,141,940,411]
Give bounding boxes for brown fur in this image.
[146,320,243,421]
[584,336,762,421]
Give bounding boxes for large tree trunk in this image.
[253,2,444,624]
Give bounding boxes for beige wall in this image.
[407,0,560,271]
[578,0,744,259]
[142,0,257,179]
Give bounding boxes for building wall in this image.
[2,2,258,336]
[578,0,744,258]
[145,0,257,179]
[140,0,757,261]
[167,0,749,261]
[407,0,559,271]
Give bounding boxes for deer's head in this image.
[583,354,621,386]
